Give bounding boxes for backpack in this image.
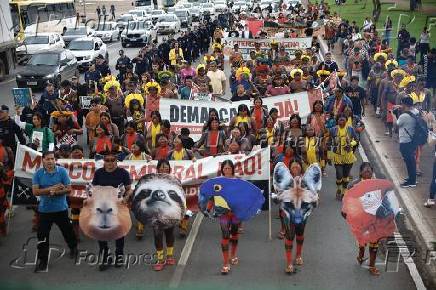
[405,111,429,146]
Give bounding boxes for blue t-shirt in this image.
[32,166,71,213]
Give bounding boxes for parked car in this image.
[129,9,149,20]
[16,33,65,64]
[116,14,137,34]
[16,50,77,89]
[94,22,119,42]
[62,26,94,44]
[232,1,248,12]
[201,3,215,15]
[174,9,192,28]
[156,14,181,34]
[214,0,228,13]
[68,37,108,72]
[151,9,166,24]
[189,8,202,22]
[121,19,157,47]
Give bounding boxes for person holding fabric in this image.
[204,160,241,274]
[151,160,180,270]
[229,104,256,135]
[341,162,381,276]
[92,151,132,271]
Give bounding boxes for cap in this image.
[0,105,9,112]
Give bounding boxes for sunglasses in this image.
[104,158,117,162]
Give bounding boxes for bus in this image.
[10,0,77,42]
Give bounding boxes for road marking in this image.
[169,213,203,288]
[1,77,16,84]
[359,144,426,290]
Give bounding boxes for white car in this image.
[189,7,202,22]
[259,0,278,11]
[232,1,248,12]
[151,9,166,24]
[129,9,149,20]
[214,0,228,13]
[116,14,137,34]
[67,37,108,72]
[16,33,65,64]
[201,3,216,15]
[135,5,153,13]
[62,26,95,44]
[94,22,119,42]
[121,19,157,47]
[156,14,181,34]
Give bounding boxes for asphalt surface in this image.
[0,25,421,290]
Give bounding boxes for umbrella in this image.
[199,177,265,221]
[342,179,400,245]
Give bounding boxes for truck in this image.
[0,0,16,80]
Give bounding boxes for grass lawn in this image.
[324,0,436,53]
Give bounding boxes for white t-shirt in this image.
[207,70,227,95]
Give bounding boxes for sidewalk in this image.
[326,43,436,285]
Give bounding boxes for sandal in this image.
[230,257,239,265]
[295,256,303,266]
[369,266,380,276]
[285,264,295,274]
[221,264,230,275]
[166,257,176,265]
[153,261,166,271]
[356,256,368,265]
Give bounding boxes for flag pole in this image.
[6,145,20,235]
[268,145,272,241]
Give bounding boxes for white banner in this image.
[224,37,313,59]
[160,90,322,140]
[14,145,271,210]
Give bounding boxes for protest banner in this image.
[13,145,271,211]
[224,37,312,59]
[159,89,322,140]
[12,88,32,107]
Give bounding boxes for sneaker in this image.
[400,181,416,188]
[424,199,435,208]
[34,260,48,273]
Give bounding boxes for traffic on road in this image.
[0,0,435,289]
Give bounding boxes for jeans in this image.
[399,142,417,184]
[430,158,436,199]
[37,210,77,263]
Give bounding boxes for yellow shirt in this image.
[127,152,147,160]
[235,116,249,126]
[151,123,161,148]
[410,92,425,104]
[173,149,184,160]
[266,128,275,145]
[305,137,318,165]
[332,126,357,164]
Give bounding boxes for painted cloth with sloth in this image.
[132,174,186,229]
[342,179,400,245]
[273,163,322,225]
[79,185,132,241]
[199,177,265,221]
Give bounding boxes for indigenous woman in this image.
[152,134,171,160]
[145,111,163,153]
[250,97,268,138]
[121,121,146,152]
[328,114,358,200]
[302,124,321,170]
[194,118,226,157]
[342,162,381,276]
[229,104,256,134]
[152,160,178,271]
[125,94,146,134]
[205,160,241,274]
[306,100,328,174]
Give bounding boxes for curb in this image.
[362,124,435,288]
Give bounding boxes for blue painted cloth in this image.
[199,177,265,221]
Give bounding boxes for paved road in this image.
[0,25,422,290]
[0,153,418,290]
